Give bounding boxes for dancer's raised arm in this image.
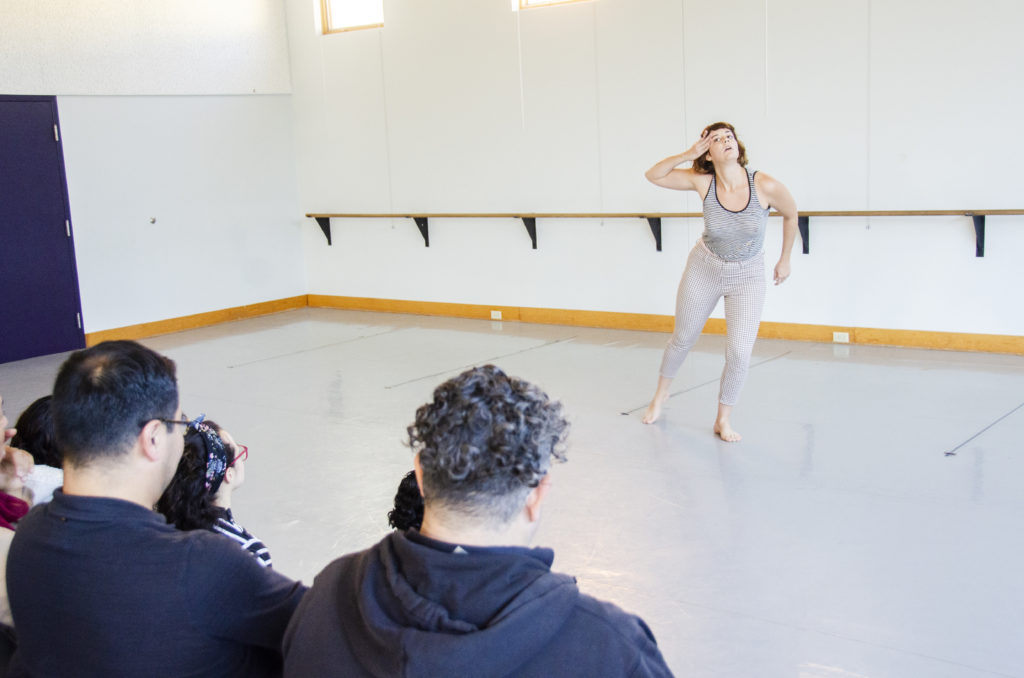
[644,131,712,191]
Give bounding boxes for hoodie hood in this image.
[341,531,579,678]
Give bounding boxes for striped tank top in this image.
[701,169,768,261]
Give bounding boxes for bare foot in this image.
[642,376,673,425]
[642,397,666,424]
[713,419,742,442]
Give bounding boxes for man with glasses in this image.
[7,340,305,677]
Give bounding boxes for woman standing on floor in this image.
[642,122,798,441]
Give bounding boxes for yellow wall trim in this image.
[84,296,308,346]
[83,294,1023,355]
[307,295,1024,355]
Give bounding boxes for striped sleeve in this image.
[211,516,273,568]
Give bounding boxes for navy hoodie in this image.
[283,530,674,677]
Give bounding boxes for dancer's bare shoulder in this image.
[754,171,796,217]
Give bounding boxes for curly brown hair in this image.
[407,365,569,524]
[691,121,748,174]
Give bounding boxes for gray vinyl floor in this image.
[2,308,1022,678]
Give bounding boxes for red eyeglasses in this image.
[229,444,248,467]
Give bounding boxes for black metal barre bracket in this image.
[314,217,332,245]
[646,217,662,251]
[413,217,430,247]
[798,216,809,254]
[520,217,537,249]
[970,214,985,257]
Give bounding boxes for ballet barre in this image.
[305,209,1024,257]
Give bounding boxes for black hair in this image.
[11,395,63,468]
[52,340,178,465]
[387,470,424,531]
[155,419,235,531]
[408,365,569,523]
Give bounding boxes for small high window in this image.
[321,0,384,34]
[517,0,590,8]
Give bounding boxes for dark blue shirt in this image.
[7,490,306,677]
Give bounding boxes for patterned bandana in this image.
[188,422,229,494]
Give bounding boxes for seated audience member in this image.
[157,418,272,567]
[386,470,423,531]
[0,393,34,529]
[0,395,34,513]
[0,462,31,531]
[7,341,305,677]
[10,396,64,504]
[283,365,674,678]
[1,394,35,667]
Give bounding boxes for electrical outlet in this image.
[832,331,850,344]
[490,310,502,320]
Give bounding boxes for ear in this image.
[138,420,163,462]
[222,466,236,486]
[524,474,552,523]
[412,453,425,498]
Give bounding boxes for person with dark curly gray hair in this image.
[283,365,674,677]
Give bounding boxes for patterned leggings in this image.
[658,239,766,406]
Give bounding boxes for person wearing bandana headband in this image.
[6,341,303,677]
[157,419,272,567]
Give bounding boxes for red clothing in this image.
[0,493,28,530]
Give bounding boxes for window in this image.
[517,0,591,9]
[321,0,383,34]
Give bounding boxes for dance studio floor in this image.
[2,308,1021,678]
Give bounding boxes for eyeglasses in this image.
[229,444,248,467]
[155,413,206,431]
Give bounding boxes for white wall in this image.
[59,95,306,332]
[5,0,1020,337]
[288,0,1024,336]
[0,0,291,95]
[2,0,306,333]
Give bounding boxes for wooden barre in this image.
[306,210,1021,256]
[307,210,1024,219]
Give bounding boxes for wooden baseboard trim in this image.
[83,294,1022,356]
[307,294,522,322]
[850,327,1023,354]
[307,295,1024,355]
[84,296,309,346]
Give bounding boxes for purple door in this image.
[0,96,85,363]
